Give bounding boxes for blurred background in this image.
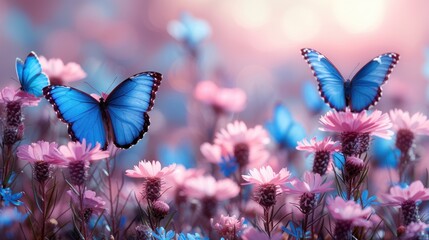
[1,0,429,168]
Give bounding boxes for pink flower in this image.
[67,189,105,214]
[215,121,270,151]
[405,221,429,239]
[381,181,429,206]
[54,139,110,165]
[296,137,340,153]
[200,143,223,163]
[242,166,291,186]
[389,109,429,135]
[17,141,65,165]
[0,87,40,106]
[211,214,246,239]
[163,165,204,202]
[194,81,246,112]
[39,56,86,85]
[319,110,393,139]
[242,227,283,240]
[185,176,240,201]
[125,160,176,179]
[327,197,373,228]
[283,172,333,194]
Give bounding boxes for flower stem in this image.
[263,206,273,238]
[105,159,118,237]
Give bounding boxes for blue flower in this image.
[282,222,311,239]
[0,187,23,207]
[219,155,238,177]
[265,103,306,149]
[357,190,379,208]
[178,233,207,240]
[167,12,211,48]
[152,227,176,240]
[0,207,28,228]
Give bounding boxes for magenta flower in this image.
[319,110,393,155]
[68,189,105,221]
[39,56,86,85]
[0,87,40,106]
[297,137,340,175]
[194,81,246,113]
[211,214,246,239]
[327,197,373,239]
[283,172,333,194]
[125,160,176,179]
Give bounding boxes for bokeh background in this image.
[1,0,429,168]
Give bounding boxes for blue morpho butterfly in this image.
[43,72,162,150]
[301,48,400,112]
[265,103,306,149]
[16,52,49,97]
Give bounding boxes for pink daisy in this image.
[297,137,340,175]
[242,166,291,186]
[381,181,429,206]
[389,109,429,153]
[389,109,429,135]
[125,160,176,179]
[319,110,393,156]
[17,141,64,165]
[194,81,246,113]
[296,137,340,152]
[211,214,246,239]
[214,121,270,168]
[163,165,204,204]
[283,172,333,195]
[319,110,393,139]
[405,221,429,239]
[185,176,240,201]
[283,172,333,214]
[242,166,291,208]
[327,197,373,239]
[54,139,110,166]
[200,142,223,164]
[0,87,40,106]
[126,160,176,203]
[67,189,105,215]
[39,56,86,85]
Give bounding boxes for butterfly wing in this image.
[17,52,49,97]
[105,72,162,149]
[301,48,347,111]
[349,53,399,112]
[43,86,107,149]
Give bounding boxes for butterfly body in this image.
[16,52,49,97]
[301,48,399,112]
[44,72,161,150]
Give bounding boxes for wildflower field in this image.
[1,1,429,240]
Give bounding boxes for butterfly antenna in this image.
[106,76,119,93]
[349,63,360,79]
[83,82,101,95]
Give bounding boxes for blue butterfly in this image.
[16,52,49,97]
[43,72,162,149]
[301,48,399,112]
[265,103,306,149]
